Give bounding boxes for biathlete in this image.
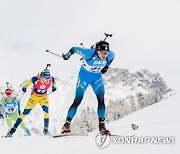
[61,40,115,135]
[6,68,57,137]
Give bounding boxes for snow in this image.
[0,94,179,154]
[0,1,180,153]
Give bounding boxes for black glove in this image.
[101,66,109,74]
[52,87,57,92]
[0,114,3,119]
[18,110,21,115]
[22,87,27,93]
[62,53,69,60]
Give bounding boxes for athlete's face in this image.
[97,50,109,60]
[41,77,50,83]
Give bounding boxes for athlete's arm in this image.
[63,47,95,60]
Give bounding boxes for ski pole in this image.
[46,50,62,58]
[18,92,25,102]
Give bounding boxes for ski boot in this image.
[5,132,12,138]
[61,117,72,134]
[43,123,51,136]
[25,128,31,136]
[99,118,111,135]
[5,127,16,137]
[43,128,51,136]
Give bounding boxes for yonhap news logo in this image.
[95,134,176,149]
[95,134,111,149]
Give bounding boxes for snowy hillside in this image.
[0,92,179,154]
[0,68,175,135]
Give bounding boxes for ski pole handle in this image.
[80,43,85,49]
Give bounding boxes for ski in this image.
[52,133,88,138]
[1,135,11,138]
[97,133,135,137]
[111,134,135,137]
[1,134,32,138]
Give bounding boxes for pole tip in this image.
[46,50,49,52]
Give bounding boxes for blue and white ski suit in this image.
[65,47,115,119]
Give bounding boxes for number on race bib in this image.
[37,89,46,93]
[90,67,101,72]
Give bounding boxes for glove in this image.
[52,87,57,92]
[18,110,21,115]
[62,53,69,60]
[22,87,27,93]
[0,114,3,119]
[101,66,109,74]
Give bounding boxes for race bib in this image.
[5,104,17,114]
[81,59,103,73]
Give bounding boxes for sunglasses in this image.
[43,76,50,80]
[99,50,109,55]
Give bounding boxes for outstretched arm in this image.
[62,47,94,60]
[22,77,37,92]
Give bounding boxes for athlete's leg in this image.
[8,94,37,135]
[9,112,26,131]
[39,96,50,134]
[91,76,105,119]
[66,77,88,119]
[62,75,89,133]
[91,75,110,134]
[6,115,13,131]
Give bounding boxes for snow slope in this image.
[0,94,179,154]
